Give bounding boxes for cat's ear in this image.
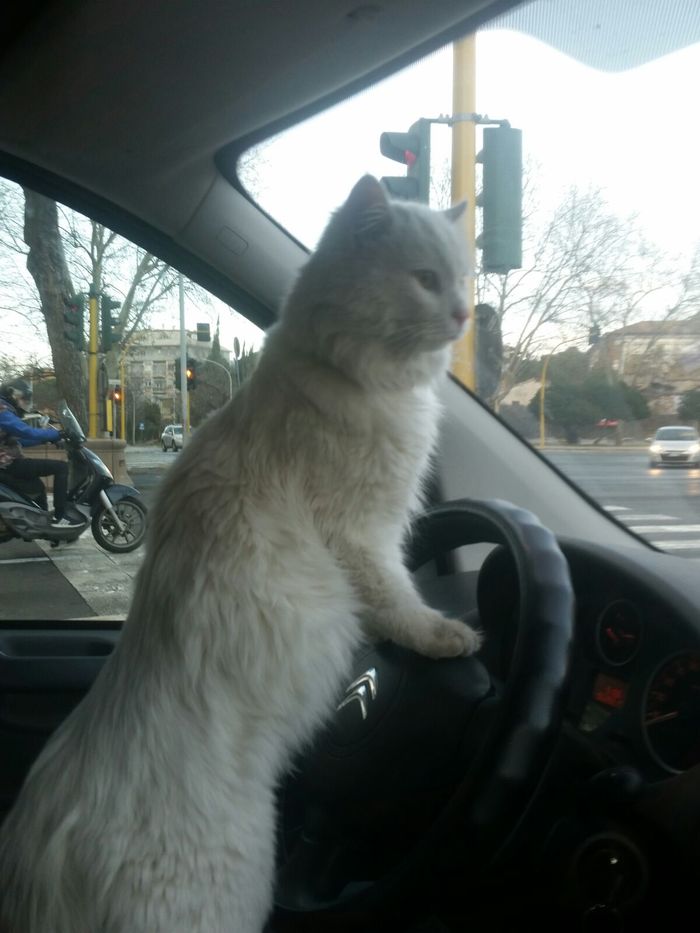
[343,175,392,240]
[444,201,467,223]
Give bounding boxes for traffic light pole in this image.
[119,356,126,440]
[178,274,189,441]
[88,286,100,437]
[450,34,477,392]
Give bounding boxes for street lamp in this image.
[538,337,584,449]
[201,358,233,400]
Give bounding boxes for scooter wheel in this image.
[91,497,147,553]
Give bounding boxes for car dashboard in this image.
[477,535,700,778]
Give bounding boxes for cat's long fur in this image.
[0,175,480,933]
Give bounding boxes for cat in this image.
[0,174,481,933]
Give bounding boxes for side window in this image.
[0,180,263,620]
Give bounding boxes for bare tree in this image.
[23,189,87,423]
[477,183,686,404]
[0,180,210,426]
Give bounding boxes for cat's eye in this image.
[413,269,441,292]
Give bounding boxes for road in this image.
[545,448,700,557]
[2,446,699,622]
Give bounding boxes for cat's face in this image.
[286,176,471,370]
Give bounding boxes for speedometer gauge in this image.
[643,652,700,772]
[597,600,642,666]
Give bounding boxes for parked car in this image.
[2,1,700,932]
[161,423,183,452]
[648,426,700,468]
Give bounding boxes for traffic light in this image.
[101,294,122,352]
[175,357,197,390]
[379,118,431,203]
[476,126,523,274]
[474,303,503,402]
[113,385,123,404]
[186,357,197,390]
[63,294,85,350]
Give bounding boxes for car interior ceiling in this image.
[3,0,700,930]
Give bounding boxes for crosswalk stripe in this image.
[603,505,700,556]
[620,514,677,521]
[650,540,700,550]
[630,525,700,534]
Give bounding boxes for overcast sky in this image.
[5,22,700,364]
[249,28,700,262]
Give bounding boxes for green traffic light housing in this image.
[379,119,431,203]
[63,294,85,351]
[476,125,523,274]
[100,294,122,352]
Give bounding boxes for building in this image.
[124,328,231,421]
[590,313,700,416]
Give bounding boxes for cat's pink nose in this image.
[452,308,469,326]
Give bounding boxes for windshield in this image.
[655,428,698,441]
[0,181,263,622]
[57,400,85,442]
[240,2,700,561]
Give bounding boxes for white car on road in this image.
[161,424,183,452]
[649,426,700,468]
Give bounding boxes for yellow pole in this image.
[450,34,477,391]
[119,357,126,440]
[105,396,113,434]
[88,289,99,437]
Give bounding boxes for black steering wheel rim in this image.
[276,497,574,917]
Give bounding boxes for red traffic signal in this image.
[379,119,431,203]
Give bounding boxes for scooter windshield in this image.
[56,400,86,443]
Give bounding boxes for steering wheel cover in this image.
[276,497,574,914]
[407,498,574,847]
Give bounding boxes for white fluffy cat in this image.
[0,175,480,933]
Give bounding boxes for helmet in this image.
[0,378,33,413]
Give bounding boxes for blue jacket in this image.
[0,398,61,467]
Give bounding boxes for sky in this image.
[247,28,700,260]
[4,19,700,365]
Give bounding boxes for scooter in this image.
[0,400,147,553]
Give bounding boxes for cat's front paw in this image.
[405,610,482,659]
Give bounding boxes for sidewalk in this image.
[39,533,143,619]
[41,446,149,619]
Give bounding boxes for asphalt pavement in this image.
[0,446,173,622]
[544,447,700,557]
[2,444,699,623]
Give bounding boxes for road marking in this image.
[649,539,700,551]
[604,505,630,512]
[630,525,700,534]
[619,514,678,521]
[0,556,51,565]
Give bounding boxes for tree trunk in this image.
[23,189,87,426]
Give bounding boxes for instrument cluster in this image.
[576,595,700,775]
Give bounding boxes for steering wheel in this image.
[275,498,574,922]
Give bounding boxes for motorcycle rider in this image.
[0,379,79,526]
